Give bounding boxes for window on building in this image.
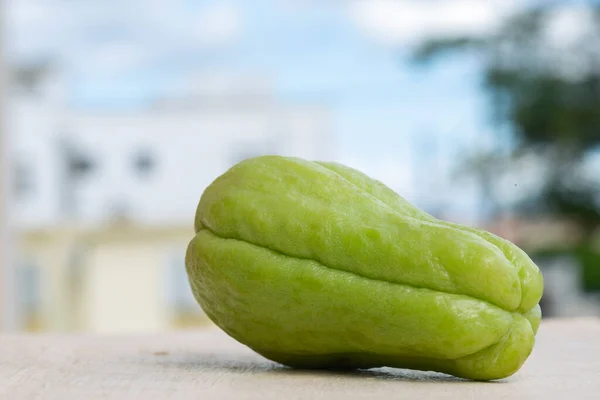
[14,159,35,199]
[133,149,156,179]
[17,263,42,332]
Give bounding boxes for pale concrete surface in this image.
[1,318,599,399]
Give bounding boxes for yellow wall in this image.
[81,242,169,333]
[16,222,209,333]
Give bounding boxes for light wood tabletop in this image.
[1,318,599,399]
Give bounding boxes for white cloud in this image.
[129,1,242,48]
[544,4,596,49]
[190,3,241,45]
[6,0,243,75]
[541,4,600,79]
[69,42,155,78]
[6,0,71,59]
[349,0,600,79]
[349,0,522,46]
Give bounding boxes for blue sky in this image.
[10,0,581,220]
[60,0,491,163]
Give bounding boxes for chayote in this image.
[185,155,544,381]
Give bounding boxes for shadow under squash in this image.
[140,350,505,384]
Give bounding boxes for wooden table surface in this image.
[1,318,600,399]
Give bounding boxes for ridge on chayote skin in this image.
[185,155,544,381]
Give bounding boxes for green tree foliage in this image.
[412,3,600,291]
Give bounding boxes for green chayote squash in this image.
[185,155,544,381]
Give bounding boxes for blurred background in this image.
[0,0,599,334]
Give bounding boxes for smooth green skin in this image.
[185,156,544,381]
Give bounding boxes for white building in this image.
[8,67,334,333]
[11,69,333,228]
